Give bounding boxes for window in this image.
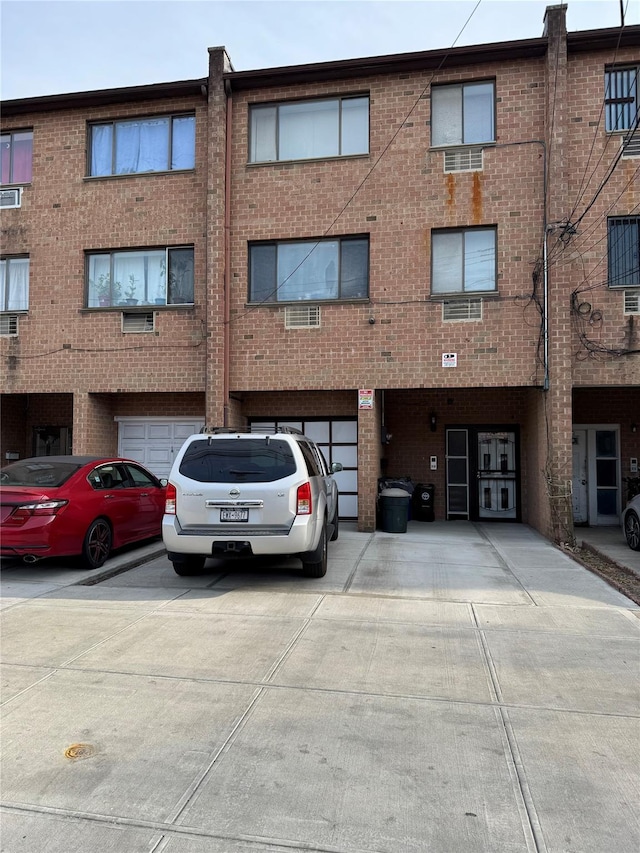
[431,228,496,294]
[249,96,369,163]
[249,237,369,303]
[89,114,195,176]
[605,67,638,132]
[608,217,639,287]
[86,247,194,307]
[0,257,29,311]
[1,130,33,184]
[431,82,495,146]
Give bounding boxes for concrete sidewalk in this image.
[1,522,639,852]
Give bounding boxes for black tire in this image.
[81,518,112,569]
[330,499,339,542]
[172,555,206,575]
[624,510,640,551]
[301,523,327,578]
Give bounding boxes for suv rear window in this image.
[179,438,297,483]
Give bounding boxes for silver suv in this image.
[162,427,342,577]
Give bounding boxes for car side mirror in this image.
[159,478,168,487]
[331,462,343,473]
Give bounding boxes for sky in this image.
[1,0,638,101]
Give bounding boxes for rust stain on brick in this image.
[446,173,455,208]
[472,172,483,223]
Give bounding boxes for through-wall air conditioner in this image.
[621,131,640,159]
[0,314,19,336]
[444,147,483,173]
[284,305,321,329]
[0,188,21,209]
[624,290,640,314]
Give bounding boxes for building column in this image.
[357,390,382,531]
[542,5,575,545]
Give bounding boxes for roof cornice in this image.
[1,79,208,117]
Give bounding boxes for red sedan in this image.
[0,456,166,569]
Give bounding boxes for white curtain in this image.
[250,107,277,162]
[90,125,113,176]
[171,116,195,169]
[279,101,338,160]
[0,258,29,311]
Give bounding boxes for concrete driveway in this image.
[1,522,639,853]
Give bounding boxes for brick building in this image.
[1,5,638,543]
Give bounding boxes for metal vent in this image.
[621,131,640,158]
[442,298,483,321]
[444,147,483,173]
[284,304,321,328]
[624,290,640,314]
[121,312,154,333]
[0,314,19,335]
[0,188,21,209]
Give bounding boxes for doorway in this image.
[572,425,621,526]
[446,426,520,521]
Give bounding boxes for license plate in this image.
[220,508,249,522]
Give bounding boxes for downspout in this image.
[223,80,232,427]
[543,224,550,391]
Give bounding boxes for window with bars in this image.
[608,217,639,287]
[605,67,638,132]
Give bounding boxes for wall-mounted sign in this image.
[442,352,457,368]
[358,389,374,409]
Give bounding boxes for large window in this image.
[431,82,495,147]
[249,237,369,303]
[1,130,33,184]
[249,96,369,163]
[89,114,195,176]
[0,257,29,311]
[605,67,638,132]
[87,247,194,307]
[608,217,639,287]
[431,228,496,294]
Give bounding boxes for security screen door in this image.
[446,427,519,520]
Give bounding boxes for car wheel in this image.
[301,523,327,578]
[330,499,339,542]
[82,518,112,569]
[624,510,640,551]
[172,556,206,575]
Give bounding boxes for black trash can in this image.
[379,488,410,533]
[412,483,435,522]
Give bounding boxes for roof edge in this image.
[1,79,208,117]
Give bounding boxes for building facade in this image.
[1,6,639,543]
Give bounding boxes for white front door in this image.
[117,418,205,479]
[572,425,621,526]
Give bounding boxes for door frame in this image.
[572,424,621,526]
[446,424,521,522]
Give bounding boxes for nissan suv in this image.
[162,427,342,577]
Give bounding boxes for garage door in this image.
[250,418,358,519]
[117,418,204,480]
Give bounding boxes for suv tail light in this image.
[165,483,177,515]
[296,481,312,515]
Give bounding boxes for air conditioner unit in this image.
[442,298,483,321]
[624,290,640,314]
[121,312,155,333]
[284,305,321,329]
[0,314,19,336]
[444,147,483,173]
[0,188,21,209]
[621,131,640,159]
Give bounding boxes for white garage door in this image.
[117,418,204,480]
[250,418,358,519]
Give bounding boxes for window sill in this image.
[247,153,369,168]
[80,304,195,313]
[83,169,195,182]
[246,297,370,308]
[429,291,498,301]
[430,141,495,150]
